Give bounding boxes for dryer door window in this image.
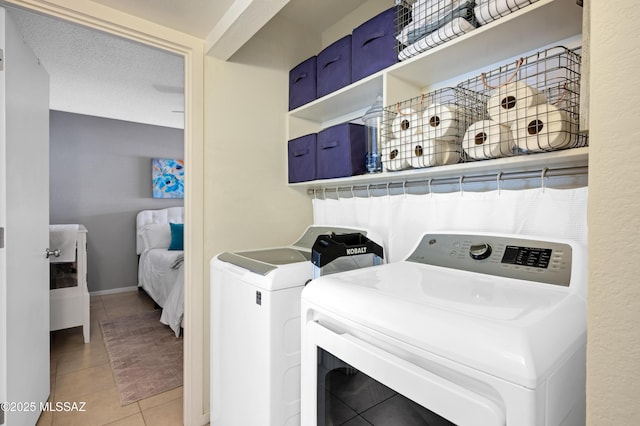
[301,321,506,426]
[318,348,455,425]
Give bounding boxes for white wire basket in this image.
[456,45,587,161]
[382,87,487,171]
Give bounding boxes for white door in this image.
[0,7,50,425]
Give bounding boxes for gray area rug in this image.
[100,310,183,405]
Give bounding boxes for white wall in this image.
[587,0,640,424]
[320,0,389,47]
[203,13,317,412]
[202,3,397,415]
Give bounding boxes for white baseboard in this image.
[90,285,139,296]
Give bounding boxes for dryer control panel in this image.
[407,234,573,286]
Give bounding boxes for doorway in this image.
[0,1,206,424]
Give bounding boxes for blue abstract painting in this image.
[152,158,184,199]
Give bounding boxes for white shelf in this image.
[288,0,583,126]
[289,74,382,123]
[287,0,586,191]
[387,0,583,88]
[290,147,588,191]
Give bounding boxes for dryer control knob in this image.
[470,243,492,260]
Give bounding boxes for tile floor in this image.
[38,290,184,426]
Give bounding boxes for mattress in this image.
[138,248,184,336]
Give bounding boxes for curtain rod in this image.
[307,165,588,196]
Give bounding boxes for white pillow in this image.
[139,223,171,250]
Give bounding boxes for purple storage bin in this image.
[352,6,406,82]
[316,35,352,99]
[288,134,317,183]
[289,56,317,111]
[317,123,366,179]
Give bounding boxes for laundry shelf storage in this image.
[380,45,585,173]
[288,0,581,128]
[286,0,585,191]
[289,145,588,192]
[386,0,583,95]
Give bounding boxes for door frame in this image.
[1,1,206,424]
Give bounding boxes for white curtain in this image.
[313,187,588,262]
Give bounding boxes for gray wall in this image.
[49,110,184,293]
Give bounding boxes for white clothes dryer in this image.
[210,225,382,426]
[301,232,587,426]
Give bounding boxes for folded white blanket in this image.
[413,0,462,25]
[49,224,79,263]
[397,0,475,45]
[398,17,476,60]
[474,0,538,25]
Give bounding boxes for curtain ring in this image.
[403,181,408,197]
[428,178,433,197]
[496,172,503,194]
[351,186,355,198]
[367,184,372,198]
[335,187,340,200]
[459,176,465,196]
[312,188,317,199]
[323,188,327,199]
[386,182,391,197]
[541,168,548,192]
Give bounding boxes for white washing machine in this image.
[210,225,382,426]
[301,232,587,426]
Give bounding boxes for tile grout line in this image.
[136,401,145,425]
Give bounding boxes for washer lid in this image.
[302,260,586,389]
[216,225,376,276]
[217,248,311,275]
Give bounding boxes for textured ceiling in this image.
[7,6,185,129]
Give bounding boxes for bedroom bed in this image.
[136,207,184,336]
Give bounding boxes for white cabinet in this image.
[50,225,90,343]
[287,0,586,191]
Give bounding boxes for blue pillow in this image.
[168,222,184,251]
